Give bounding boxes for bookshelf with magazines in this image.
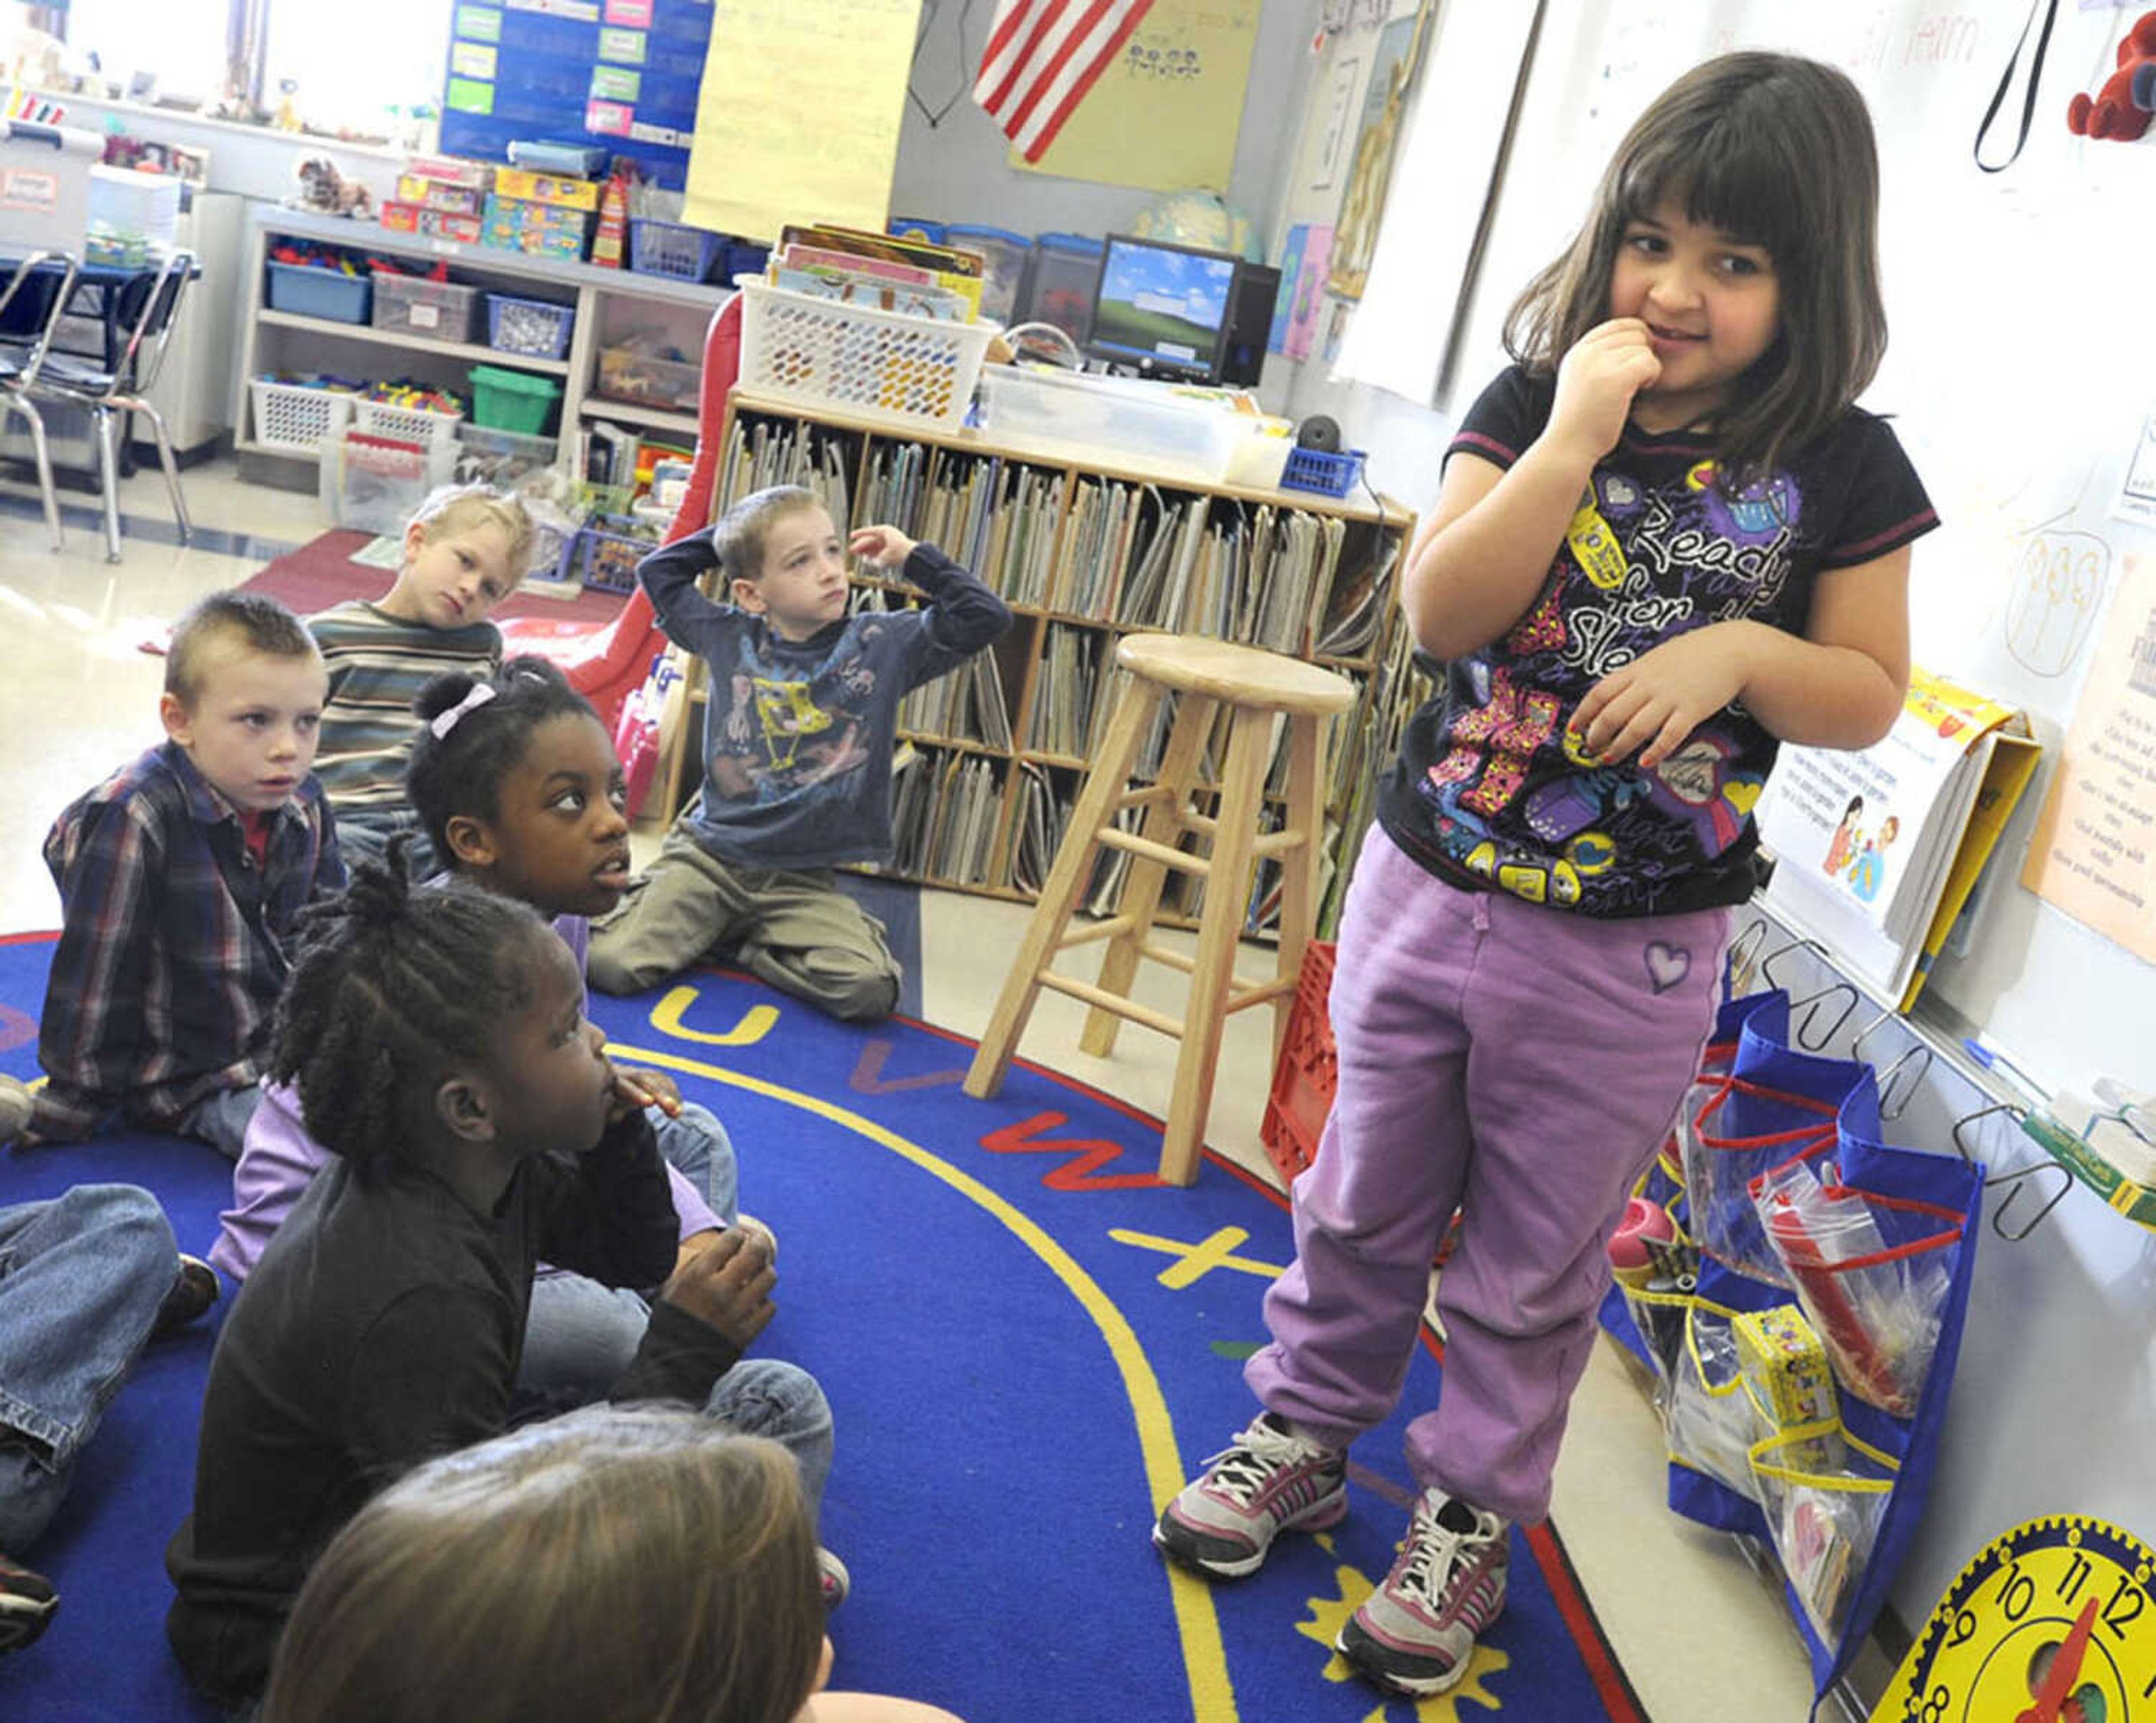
[657,390,1426,940]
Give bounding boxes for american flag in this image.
[973,0,1155,163]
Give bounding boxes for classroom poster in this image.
[2022,550,2156,962]
[683,0,920,241]
[1268,223,1309,354]
[1013,0,1259,194]
[1281,224,1333,362]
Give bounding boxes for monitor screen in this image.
[1086,234,1240,384]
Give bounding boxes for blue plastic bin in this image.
[629,218,726,282]
[1280,445,1368,499]
[266,261,371,325]
[486,293,575,360]
[943,222,1031,324]
[722,240,769,282]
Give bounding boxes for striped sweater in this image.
[307,601,504,812]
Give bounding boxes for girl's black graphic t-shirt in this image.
[1378,364,1938,918]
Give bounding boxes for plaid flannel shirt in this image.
[32,741,346,1139]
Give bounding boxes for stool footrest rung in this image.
[1057,914,1138,951]
[1038,970,1184,1038]
[1223,973,1300,1014]
[1250,826,1310,859]
[1094,827,1209,876]
[1113,784,1180,813]
[1140,940,1194,976]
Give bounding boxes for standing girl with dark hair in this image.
[1155,52,1937,1700]
[166,861,808,1710]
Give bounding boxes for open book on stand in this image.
[1753,667,2042,1011]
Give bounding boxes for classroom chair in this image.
[26,247,197,562]
[0,248,81,551]
[965,634,1354,1184]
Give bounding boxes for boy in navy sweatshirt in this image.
[588,485,1012,1018]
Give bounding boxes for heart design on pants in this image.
[1643,940,1691,994]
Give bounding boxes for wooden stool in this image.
[964,634,1355,1184]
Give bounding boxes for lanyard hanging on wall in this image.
[1974,0,2059,172]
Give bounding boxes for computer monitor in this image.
[1086,233,1241,385]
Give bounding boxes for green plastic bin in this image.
[468,363,563,435]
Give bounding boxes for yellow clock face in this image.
[1878,1516,2156,1723]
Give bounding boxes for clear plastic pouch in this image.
[1684,1075,1840,1287]
[1665,1301,1764,1500]
[1748,1424,1898,1643]
[1752,1160,1954,1416]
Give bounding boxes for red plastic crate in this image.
[1260,940,1337,1183]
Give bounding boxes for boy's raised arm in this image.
[897,541,1014,686]
[637,529,737,647]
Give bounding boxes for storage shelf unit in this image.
[657,392,1425,940]
[233,204,723,487]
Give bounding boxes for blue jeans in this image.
[176,1083,264,1161]
[334,808,439,882]
[0,1186,176,1552]
[658,1100,739,1229]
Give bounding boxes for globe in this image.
[1128,189,1261,262]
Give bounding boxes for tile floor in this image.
[0,458,1846,1720]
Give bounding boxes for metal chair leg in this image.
[92,405,122,562]
[5,393,65,550]
[131,397,191,543]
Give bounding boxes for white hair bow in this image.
[429,682,498,739]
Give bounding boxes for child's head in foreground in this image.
[268,848,612,1180]
[261,1408,827,1723]
[159,591,327,813]
[380,484,537,632]
[714,485,849,641]
[1504,50,1888,482]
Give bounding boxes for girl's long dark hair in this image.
[1503,52,1888,487]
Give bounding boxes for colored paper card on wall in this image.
[454,4,502,42]
[684,0,919,242]
[604,0,654,22]
[505,0,600,17]
[628,120,684,147]
[598,27,647,63]
[1282,223,1333,362]
[451,42,499,80]
[446,78,496,115]
[586,99,636,136]
[591,65,642,102]
[1269,222,1308,354]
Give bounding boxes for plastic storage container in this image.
[319,429,459,535]
[468,363,563,434]
[596,345,701,414]
[629,217,726,282]
[574,518,654,595]
[943,222,1032,325]
[485,293,575,359]
[975,365,1251,482]
[372,274,483,343]
[351,395,463,449]
[0,120,101,253]
[1259,940,1337,1183]
[88,164,181,249]
[1020,232,1103,343]
[249,378,354,454]
[1280,445,1368,499]
[266,261,371,324]
[735,276,998,431]
[454,422,559,485]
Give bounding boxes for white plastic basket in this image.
[250,379,354,454]
[352,397,464,449]
[734,276,997,430]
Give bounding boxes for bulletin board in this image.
[438,0,716,190]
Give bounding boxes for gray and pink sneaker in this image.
[1336,1488,1508,1697]
[1152,1411,1348,1579]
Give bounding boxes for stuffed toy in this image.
[2067,8,2156,142]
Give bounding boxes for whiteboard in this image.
[1445,0,2156,1104]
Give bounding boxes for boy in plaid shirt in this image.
[0,593,345,1156]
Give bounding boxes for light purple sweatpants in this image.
[1246,825,1728,1525]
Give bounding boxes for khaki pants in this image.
[588,823,901,1021]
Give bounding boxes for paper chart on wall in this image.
[682,0,919,241]
[2022,551,2156,964]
